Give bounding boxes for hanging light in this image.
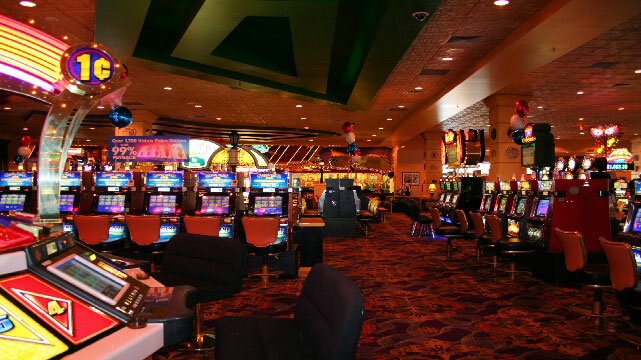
[229,131,240,148]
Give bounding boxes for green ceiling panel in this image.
[212,16,297,76]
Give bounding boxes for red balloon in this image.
[515,100,529,117]
[20,135,31,146]
[356,149,362,156]
[342,122,354,133]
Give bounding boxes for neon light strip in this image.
[0,15,67,90]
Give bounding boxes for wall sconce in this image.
[428,182,437,197]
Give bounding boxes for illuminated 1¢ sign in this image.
[65,47,115,85]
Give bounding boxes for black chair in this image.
[215,263,364,360]
[152,233,247,350]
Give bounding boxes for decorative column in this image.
[484,95,530,181]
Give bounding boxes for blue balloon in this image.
[14,155,23,164]
[512,129,524,145]
[108,106,133,128]
[347,142,358,155]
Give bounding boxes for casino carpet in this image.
[151,213,637,359]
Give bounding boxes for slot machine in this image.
[524,180,554,246]
[0,232,193,358]
[92,172,134,248]
[619,179,641,245]
[143,171,184,245]
[247,172,290,245]
[479,181,496,213]
[612,178,629,230]
[505,180,538,239]
[0,172,34,214]
[60,171,82,234]
[194,171,238,238]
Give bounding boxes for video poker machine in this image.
[0,172,34,214]
[93,172,134,247]
[505,180,537,239]
[247,172,291,245]
[524,180,554,246]
[143,171,184,244]
[60,172,82,235]
[479,180,499,214]
[194,171,238,238]
[619,180,641,245]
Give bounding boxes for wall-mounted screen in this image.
[0,194,26,212]
[200,195,230,215]
[535,199,550,217]
[254,196,283,215]
[59,194,75,213]
[96,195,125,214]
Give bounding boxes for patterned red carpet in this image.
[154,214,636,359]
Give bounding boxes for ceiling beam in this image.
[384,0,641,147]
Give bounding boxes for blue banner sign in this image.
[95,172,132,187]
[61,172,81,187]
[197,172,237,188]
[250,173,289,189]
[108,136,189,162]
[146,171,183,188]
[0,172,33,187]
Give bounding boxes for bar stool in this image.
[599,237,636,334]
[429,207,462,258]
[125,215,162,270]
[184,215,222,237]
[481,214,503,267]
[408,205,433,237]
[74,215,122,252]
[468,212,489,261]
[556,229,616,335]
[241,216,285,284]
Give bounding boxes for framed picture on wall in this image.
[402,172,420,185]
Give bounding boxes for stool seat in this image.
[435,226,461,236]
[581,264,611,286]
[496,239,538,252]
[417,215,432,224]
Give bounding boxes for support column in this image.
[631,137,641,179]
[114,110,157,137]
[484,95,530,181]
[423,132,443,199]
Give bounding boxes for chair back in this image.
[125,215,161,246]
[456,210,468,232]
[407,205,420,222]
[295,264,364,360]
[184,215,222,237]
[554,228,587,272]
[484,215,502,242]
[429,208,442,229]
[600,237,638,291]
[242,216,280,247]
[468,212,485,238]
[74,215,110,245]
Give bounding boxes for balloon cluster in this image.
[14,136,33,164]
[590,124,620,156]
[108,106,133,128]
[342,122,361,166]
[510,100,529,145]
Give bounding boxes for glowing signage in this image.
[443,130,456,145]
[61,172,81,187]
[145,171,183,188]
[182,139,221,169]
[607,148,634,164]
[0,172,33,187]
[250,173,289,189]
[95,172,132,188]
[522,124,536,144]
[198,171,236,188]
[108,136,190,162]
[65,47,114,86]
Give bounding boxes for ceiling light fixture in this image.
[635,133,639,136]
[378,127,384,130]
[309,139,314,142]
[3,107,11,110]
[163,86,172,90]
[194,105,202,108]
[97,105,104,109]
[301,117,306,120]
[62,35,68,40]
[89,127,95,130]
[635,69,641,74]
[19,1,37,7]
[372,134,377,137]
[28,19,35,24]
[580,132,585,135]
[398,105,405,108]
[579,117,584,121]
[556,137,561,139]
[494,0,509,6]
[537,106,543,109]
[386,118,392,121]
[295,104,303,108]
[576,91,584,95]
[618,107,625,111]
[86,139,91,142]
[304,126,309,129]
[442,57,453,61]
[216,117,222,120]
[414,86,423,91]
[22,127,28,131]
[366,139,372,142]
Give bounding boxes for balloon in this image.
[347,142,358,154]
[17,146,31,158]
[355,149,361,156]
[109,106,133,128]
[346,131,356,144]
[20,135,31,146]
[515,100,529,117]
[342,122,354,133]
[510,114,524,130]
[14,155,23,164]
[512,129,524,145]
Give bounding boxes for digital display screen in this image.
[439,193,446,202]
[96,195,125,214]
[145,171,183,188]
[61,172,81,187]
[254,196,283,215]
[515,198,526,215]
[484,196,492,211]
[59,194,75,212]
[480,195,487,210]
[498,196,508,212]
[522,144,535,167]
[632,247,641,272]
[158,223,179,243]
[528,226,542,242]
[536,199,550,217]
[95,172,131,188]
[451,194,459,204]
[200,195,230,215]
[48,255,128,305]
[485,182,495,192]
[635,180,641,195]
[0,194,25,212]
[147,195,177,214]
[633,210,641,232]
[445,182,452,191]
[453,182,459,191]
[444,194,452,203]
[249,173,288,189]
[507,219,520,237]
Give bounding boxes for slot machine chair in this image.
[152,233,248,351]
[242,216,286,283]
[556,229,616,335]
[600,238,639,333]
[125,215,163,270]
[482,215,504,268]
[408,205,432,237]
[215,263,364,360]
[74,215,122,252]
[184,215,222,237]
[469,212,490,261]
[428,208,464,256]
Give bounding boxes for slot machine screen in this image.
[527,226,543,242]
[635,180,641,196]
[507,219,520,237]
[200,195,230,215]
[498,196,508,212]
[254,196,283,215]
[633,210,641,233]
[451,194,459,204]
[515,198,526,215]
[632,246,641,272]
[484,196,492,211]
[445,182,451,191]
[59,194,75,212]
[444,194,452,203]
[96,195,125,214]
[453,182,459,191]
[439,193,446,202]
[480,195,487,210]
[0,194,26,211]
[535,199,550,217]
[147,195,177,214]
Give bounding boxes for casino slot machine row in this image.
[0,232,193,359]
[247,173,291,244]
[143,171,185,245]
[0,171,35,214]
[194,171,238,238]
[92,172,134,249]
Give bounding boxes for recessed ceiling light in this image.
[97,105,104,109]
[86,139,91,142]
[2,107,10,110]
[576,91,584,95]
[366,139,372,142]
[579,117,584,121]
[194,105,202,108]
[22,127,28,131]
[414,86,423,91]
[486,124,491,127]
[28,19,35,24]
[309,139,314,142]
[216,117,222,120]
[537,106,543,109]
[19,1,37,7]
[579,132,585,135]
[301,117,306,120]
[556,137,561,139]
[618,107,625,111]
[635,69,641,74]
[386,118,392,121]
[62,35,68,40]
[550,125,555,128]
[398,105,405,108]
[296,104,303,108]
[494,0,509,5]
[372,134,377,137]
[304,126,309,129]
[635,133,639,136]
[163,86,172,90]
[89,127,95,130]
[442,57,454,61]
[378,127,384,130]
